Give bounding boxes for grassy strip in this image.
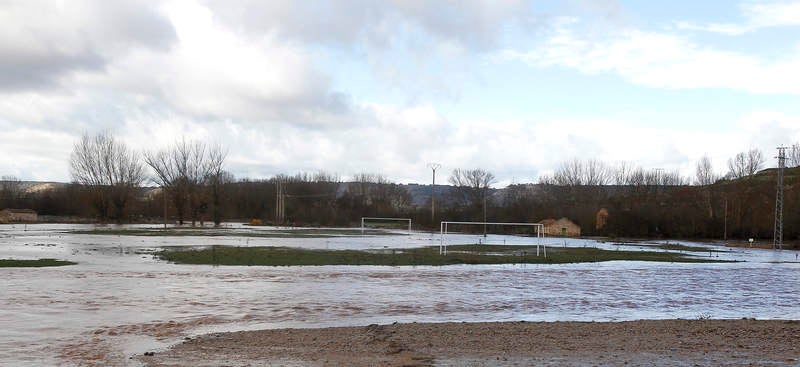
[71,228,394,238]
[612,242,726,253]
[0,258,77,267]
[157,245,732,266]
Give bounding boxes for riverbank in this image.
[139,319,800,366]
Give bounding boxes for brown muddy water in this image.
[1,224,798,366]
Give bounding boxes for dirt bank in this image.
[139,319,800,366]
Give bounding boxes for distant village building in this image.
[0,208,38,223]
[595,208,609,230]
[539,217,581,237]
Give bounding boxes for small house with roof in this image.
[539,217,580,237]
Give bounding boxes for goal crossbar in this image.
[439,221,544,255]
[361,217,412,235]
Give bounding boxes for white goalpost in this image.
[439,221,544,255]
[361,217,412,235]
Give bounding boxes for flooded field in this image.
[1,223,799,366]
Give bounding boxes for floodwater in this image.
[1,224,799,366]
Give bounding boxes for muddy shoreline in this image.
[140,319,800,366]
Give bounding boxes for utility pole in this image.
[275,179,285,225]
[774,146,787,250]
[483,192,488,237]
[427,163,441,228]
[723,198,728,241]
[163,187,167,229]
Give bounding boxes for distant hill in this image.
[17,181,68,194]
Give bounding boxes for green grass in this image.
[71,228,395,238]
[612,242,727,253]
[0,258,77,267]
[156,245,733,266]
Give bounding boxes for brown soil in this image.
[139,319,800,366]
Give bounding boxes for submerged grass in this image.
[0,258,77,267]
[157,245,732,266]
[612,242,727,253]
[71,228,394,238]
[655,243,727,252]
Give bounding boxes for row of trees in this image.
[541,159,689,186]
[144,140,227,225]
[539,147,779,188]
[3,134,797,240]
[69,132,228,225]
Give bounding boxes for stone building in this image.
[0,208,38,223]
[595,208,609,230]
[539,217,581,237]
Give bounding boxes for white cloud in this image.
[0,0,175,90]
[676,1,800,35]
[202,0,533,51]
[0,0,798,185]
[0,127,75,181]
[497,24,800,94]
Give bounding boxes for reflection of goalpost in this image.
[439,221,544,255]
[361,217,412,235]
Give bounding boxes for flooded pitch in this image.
[1,224,799,366]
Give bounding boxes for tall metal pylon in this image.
[773,146,787,250]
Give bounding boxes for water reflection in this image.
[0,224,798,366]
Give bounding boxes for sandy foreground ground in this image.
[139,319,800,367]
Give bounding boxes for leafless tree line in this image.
[69,132,227,224]
[144,139,228,226]
[348,173,409,209]
[537,147,778,189]
[540,159,688,186]
[725,148,764,179]
[0,175,22,208]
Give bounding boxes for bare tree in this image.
[693,155,717,219]
[69,132,145,221]
[553,159,583,186]
[788,143,800,168]
[695,155,717,185]
[727,149,764,179]
[449,168,496,229]
[659,169,688,186]
[610,162,632,185]
[145,139,225,226]
[350,173,388,207]
[746,149,764,175]
[206,145,228,226]
[551,159,610,186]
[727,152,747,179]
[583,159,610,186]
[0,176,22,209]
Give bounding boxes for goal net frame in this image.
[361,217,412,235]
[439,221,544,255]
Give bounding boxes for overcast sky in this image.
[1,0,799,186]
